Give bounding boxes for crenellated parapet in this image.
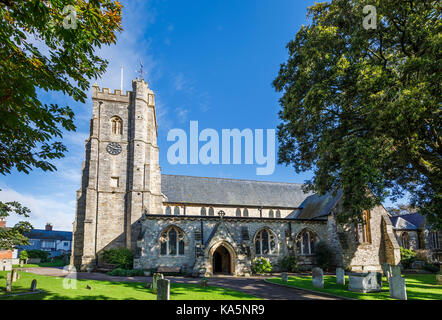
[92,83,131,103]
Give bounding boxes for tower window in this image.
[236,208,241,217]
[243,208,249,217]
[208,207,214,216]
[269,210,274,218]
[174,207,180,215]
[201,207,206,216]
[275,210,281,218]
[111,116,123,135]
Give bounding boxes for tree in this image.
[0,192,32,250]
[386,204,416,216]
[0,0,123,175]
[0,1,123,250]
[273,0,441,227]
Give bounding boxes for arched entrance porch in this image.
[208,241,236,275]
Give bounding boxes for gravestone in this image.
[389,276,407,300]
[391,265,401,277]
[157,279,170,300]
[30,279,37,292]
[382,263,392,278]
[336,268,345,285]
[6,273,12,292]
[1,259,12,271]
[281,272,288,282]
[152,273,164,293]
[436,274,442,285]
[348,272,382,293]
[312,267,324,288]
[11,269,17,282]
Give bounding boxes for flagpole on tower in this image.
[120,65,124,91]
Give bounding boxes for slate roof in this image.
[25,229,72,241]
[161,174,312,208]
[161,174,341,220]
[294,189,343,220]
[389,213,426,230]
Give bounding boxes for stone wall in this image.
[327,204,400,271]
[161,204,299,219]
[71,80,164,271]
[134,215,328,274]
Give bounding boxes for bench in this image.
[157,266,181,273]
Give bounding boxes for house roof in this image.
[161,174,341,220]
[389,213,426,230]
[25,229,72,241]
[294,189,343,220]
[161,174,312,209]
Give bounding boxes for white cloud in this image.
[0,186,75,231]
[175,107,189,123]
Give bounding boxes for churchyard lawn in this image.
[268,274,442,300]
[0,271,260,300]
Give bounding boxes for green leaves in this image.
[0,190,33,250]
[274,0,441,227]
[0,0,122,175]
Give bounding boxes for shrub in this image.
[19,250,28,261]
[400,247,416,269]
[423,263,439,273]
[251,257,272,274]
[279,256,298,272]
[27,249,50,262]
[315,241,333,270]
[102,247,134,269]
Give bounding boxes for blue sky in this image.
[0,0,401,231]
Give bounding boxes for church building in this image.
[71,78,401,276]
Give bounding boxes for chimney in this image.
[45,223,53,231]
[0,218,5,229]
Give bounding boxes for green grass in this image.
[0,271,260,300]
[268,274,442,300]
[12,264,40,268]
[13,260,67,268]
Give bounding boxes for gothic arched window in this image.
[174,206,180,215]
[296,229,318,255]
[208,207,214,216]
[110,116,123,135]
[276,210,281,218]
[236,208,241,217]
[269,210,274,218]
[357,210,372,243]
[165,206,171,215]
[255,228,277,255]
[159,227,185,256]
[243,208,249,217]
[401,232,410,249]
[201,207,206,216]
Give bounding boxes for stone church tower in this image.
[71,79,164,271]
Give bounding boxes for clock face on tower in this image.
[106,142,122,155]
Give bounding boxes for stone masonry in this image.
[71,78,401,275]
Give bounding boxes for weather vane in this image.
[138,59,145,80]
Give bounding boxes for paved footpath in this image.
[21,267,341,300]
